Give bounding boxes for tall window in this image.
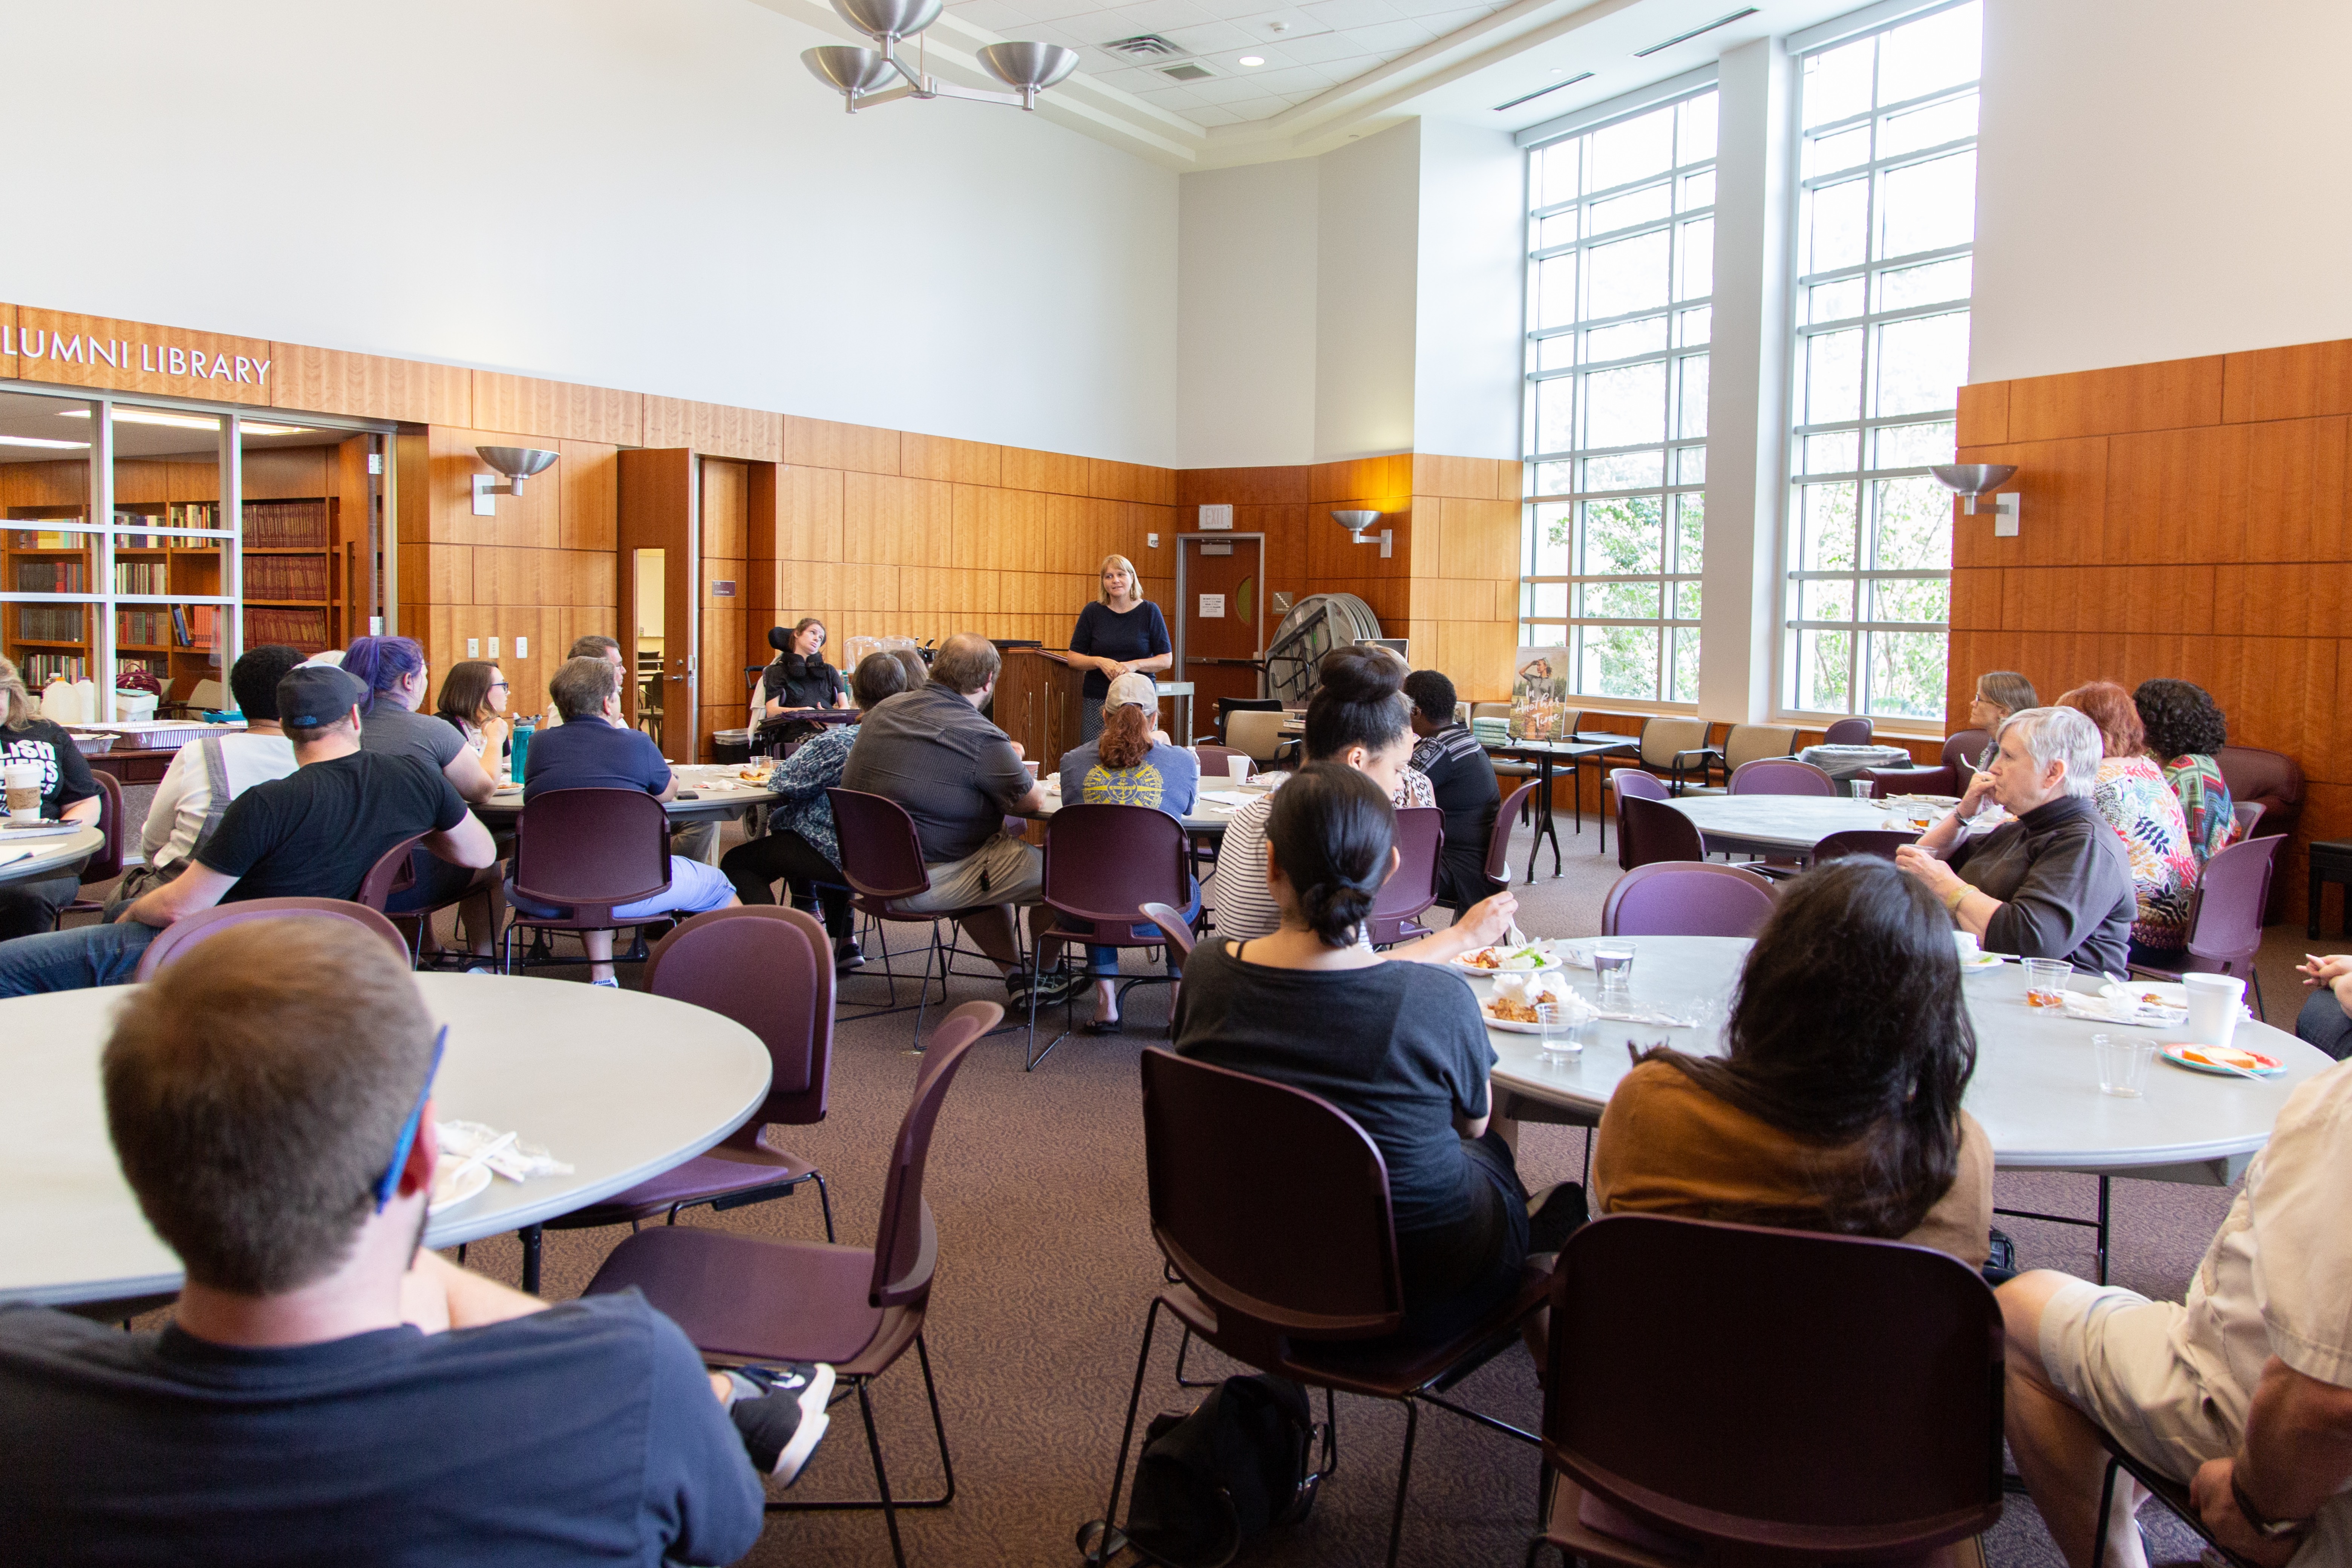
[1521,86,1717,703]
[1784,0,1981,720]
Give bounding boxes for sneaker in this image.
[833,937,865,974]
[1008,967,1080,1008]
[725,1361,836,1485]
[590,975,620,989]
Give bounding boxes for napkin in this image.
[437,1119,573,1182]
[1592,1004,1703,1028]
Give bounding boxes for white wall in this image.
[1176,162,1320,469]
[1412,118,1525,463]
[1314,122,1423,462]
[0,0,1179,464]
[1972,0,2352,383]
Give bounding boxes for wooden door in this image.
[1177,534,1265,730]
[617,447,697,763]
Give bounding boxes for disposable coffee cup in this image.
[2182,973,2246,1049]
[1227,755,1253,783]
[2,763,40,818]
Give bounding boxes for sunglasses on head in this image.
[374,1026,448,1213]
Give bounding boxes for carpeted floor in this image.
[106,790,2318,1567]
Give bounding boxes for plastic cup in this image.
[1851,779,1876,801]
[1592,941,1635,995]
[1227,755,1254,783]
[1534,1001,1582,1059]
[2095,1033,2155,1098]
[2023,958,2071,1009]
[2183,973,2246,1049]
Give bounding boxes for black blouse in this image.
[763,655,845,711]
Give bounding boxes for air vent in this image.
[1633,7,1758,57]
[1106,34,1187,58]
[1494,71,1591,111]
[1160,62,1214,81]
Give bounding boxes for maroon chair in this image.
[1601,862,1776,938]
[1028,804,1196,1069]
[584,1000,1001,1568]
[1368,805,1443,947]
[1617,793,1703,872]
[501,787,672,976]
[135,898,410,979]
[1194,745,1251,782]
[1863,728,1991,798]
[1139,900,1196,962]
[1529,1213,2002,1568]
[1481,779,1540,897]
[358,831,505,970]
[1601,767,1671,860]
[2216,744,2302,922]
[1086,1049,1547,1568]
[519,907,841,1292]
[827,787,1009,1045]
[2130,833,2283,1018]
[58,769,124,924]
[1813,828,1921,862]
[1821,715,1874,746]
[1727,758,1836,796]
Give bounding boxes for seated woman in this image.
[2057,681,2198,963]
[1895,706,2135,976]
[1047,672,1200,1034]
[1595,855,1993,1267]
[752,619,848,749]
[1401,669,1499,911]
[2133,677,2237,862]
[1175,764,1572,1346]
[1968,669,2039,737]
[719,651,907,972]
[432,659,511,772]
[2294,954,2352,1062]
[1206,646,1510,957]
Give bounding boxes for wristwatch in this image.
[2231,1472,2312,1541]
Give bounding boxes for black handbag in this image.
[1116,1375,1321,1568]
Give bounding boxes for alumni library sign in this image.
[1,307,279,406]
[1,324,270,387]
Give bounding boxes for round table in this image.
[1666,795,1927,857]
[0,824,105,888]
[472,766,781,827]
[0,972,772,1308]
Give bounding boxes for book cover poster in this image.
[1512,647,1570,740]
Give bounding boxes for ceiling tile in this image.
[1260,29,1370,64]
[1205,4,1328,34]
[1245,62,1341,94]
[1157,19,1261,53]
[1185,73,1281,103]
[1299,0,1404,29]
[943,0,1035,25]
[1185,101,1246,125]
[1340,16,1439,53]
[1011,0,1113,21]
[1412,3,1496,37]
[1055,0,1219,44]
[1225,93,1296,119]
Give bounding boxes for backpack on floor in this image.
[1119,1374,1321,1568]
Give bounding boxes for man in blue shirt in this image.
[518,657,738,986]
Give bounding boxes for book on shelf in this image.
[112,560,169,595]
[241,499,328,549]
[21,653,87,685]
[168,502,219,533]
[242,553,331,600]
[113,511,167,548]
[17,604,86,642]
[11,530,87,552]
[116,654,169,683]
[246,606,327,652]
[116,608,175,647]
[14,560,87,592]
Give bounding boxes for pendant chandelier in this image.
[802,0,1080,114]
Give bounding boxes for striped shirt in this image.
[1205,766,1435,944]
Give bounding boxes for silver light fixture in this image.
[1930,463,2021,537]
[801,0,1079,114]
[1333,509,1393,559]
[473,446,559,517]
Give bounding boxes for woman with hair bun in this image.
[1174,763,1574,1345]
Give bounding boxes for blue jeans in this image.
[0,919,160,995]
[1071,882,1201,977]
[505,855,737,922]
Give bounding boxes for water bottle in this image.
[509,717,534,785]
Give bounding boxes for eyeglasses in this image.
[374,1026,448,1213]
[488,681,510,691]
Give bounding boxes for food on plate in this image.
[1488,997,1541,1024]
[2174,1044,2279,1072]
[1462,944,1551,971]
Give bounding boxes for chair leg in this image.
[1384,1396,1422,1568]
[813,1170,836,1243]
[857,1380,908,1568]
[1083,1298,1167,1566]
[2090,1452,2122,1568]
[519,1225,543,1295]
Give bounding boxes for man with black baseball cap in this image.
[0,663,498,994]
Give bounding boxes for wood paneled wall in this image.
[1951,337,2352,919]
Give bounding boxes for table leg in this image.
[1523,754,1546,884]
[2096,1176,2111,1286]
[2311,864,2323,941]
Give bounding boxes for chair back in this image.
[2214,744,2303,831]
[1139,902,1195,960]
[1942,728,1993,773]
[866,1000,998,1309]
[648,906,835,1129]
[2230,800,2263,842]
[1602,862,1776,937]
[355,832,426,911]
[1814,828,1921,863]
[1637,715,1710,770]
[1618,793,1704,871]
[2183,834,2281,967]
[1194,746,1250,783]
[512,788,672,918]
[75,769,126,886]
[1043,804,1192,925]
[1369,806,1443,939]
[1609,766,1669,803]
[1822,716,1875,746]
[825,787,935,903]
[1225,710,1289,763]
[1141,1047,1404,1361]
[1728,757,1836,796]
[1721,724,1798,772]
[1485,779,1540,885]
[1547,1214,2003,1559]
[1214,696,1283,747]
[135,898,410,980]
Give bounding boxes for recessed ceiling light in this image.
[59,408,315,436]
[1632,6,1759,57]
[0,435,89,450]
[1238,54,1265,66]
[1494,71,1591,110]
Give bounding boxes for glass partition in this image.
[110,402,235,709]
[0,390,103,709]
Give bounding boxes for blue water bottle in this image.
[509,717,534,785]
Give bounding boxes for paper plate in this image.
[2159,1043,2284,1077]
[429,1156,494,1214]
[1453,945,1565,976]
[1480,1001,1576,1035]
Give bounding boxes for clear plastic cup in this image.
[2095,1033,2155,1097]
[2023,958,2071,1009]
[1592,941,1634,995]
[1851,779,1876,801]
[1534,1001,1582,1059]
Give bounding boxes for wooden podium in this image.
[994,649,1088,775]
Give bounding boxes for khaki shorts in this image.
[896,833,1043,914]
[2039,1279,2235,1484]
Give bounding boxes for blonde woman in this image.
[1067,553,1170,742]
[0,655,106,940]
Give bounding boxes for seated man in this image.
[2294,954,2352,1061]
[539,634,716,866]
[0,918,830,1563]
[1402,669,1500,911]
[0,665,498,994]
[2000,1054,2352,1568]
[839,632,1075,1007]
[515,655,738,986]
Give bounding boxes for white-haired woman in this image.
[1067,553,1170,743]
[1895,706,2136,976]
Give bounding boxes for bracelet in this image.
[2232,1472,2314,1540]
[1943,883,1969,912]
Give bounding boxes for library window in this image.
[1520,86,1717,704]
[0,389,385,718]
[1783,0,1981,721]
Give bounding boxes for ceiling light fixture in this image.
[1333,509,1393,558]
[1632,7,1759,57]
[1494,71,1591,111]
[802,0,1079,113]
[472,447,559,516]
[60,408,316,436]
[1238,54,1265,66]
[0,435,88,450]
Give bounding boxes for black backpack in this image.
[1115,1375,1321,1568]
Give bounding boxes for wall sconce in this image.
[1930,464,2020,537]
[473,447,559,516]
[1333,509,1393,559]
[802,0,1079,114]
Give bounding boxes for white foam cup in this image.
[1227,755,1253,783]
[2182,973,2245,1049]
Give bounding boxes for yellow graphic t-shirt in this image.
[1081,761,1165,808]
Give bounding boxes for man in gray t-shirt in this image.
[841,634,1072,1006]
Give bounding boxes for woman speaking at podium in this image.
[1067,553,1170,742]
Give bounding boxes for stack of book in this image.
[243,554,330,599]
[113,560,168,594]
[13,559,86,592]
[1471,714,1513,747]
[116,609,175,647]
[18,605,85,641]
[245,606,328,651]
[241,499,328,548]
